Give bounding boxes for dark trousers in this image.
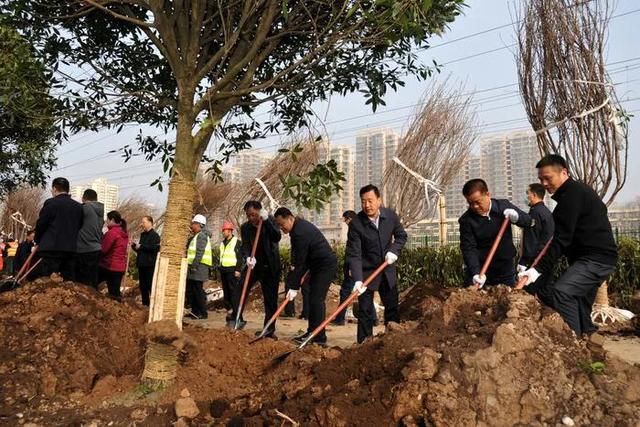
[38,251,76,281]
[301,278,311,319]
[357,276,399,344]
[243,266,279,334]
[220,268,241,319]
[138,265,155,306]
[99,267,124,299]
[186,278,208,318]
[75,251,101,288]
[334,277,354,323]
[306,262,337,342]
[4,257,15,275]
[535,259,615,335]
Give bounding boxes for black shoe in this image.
[281,311,296,318]
[330,319,345,326]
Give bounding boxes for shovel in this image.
[0,246,38,293]
[250,271,309,344]
[234,219,263,330]
[514,238,553,290]
[475,218,509,290]
[271,261,389,364]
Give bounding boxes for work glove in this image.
[517,264,527,273]
[518,267,541,286]
[246,257,257,269]
[472,274,486,289]
[385,252,398,265]
[259,208,269,221]
[503,208,519,224]
[286,289,298,301]
[352,281,367,295]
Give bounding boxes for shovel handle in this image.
[514,237,553,290]
[479,218,510,277]
[235,219,263,329]
[14,245,38,283]
[297,261,389,350]
[17,258,42,285]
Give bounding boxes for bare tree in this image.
[516,0,632,323]
[383,79,477,228]
[0,186,47,239]
[516,0,629,206]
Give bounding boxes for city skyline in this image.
[71,178,120,217]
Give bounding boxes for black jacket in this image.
[287,218,337,290]
[219,236,243,273]
[538,178,617,273]
[34,194,83,253]
[240,216,281,276]
[346,208,407,291]
[134,228,161,268]
[14,240,35,273]
[458,198,532,281]
[520,202,554,266]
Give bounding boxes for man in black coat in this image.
[34,177,84,280]
[332,210,357,326]
[519,155,618,336]
[458,179,532,288]
[346,184,408,344]
[518,183,554,270]
[132,215,161,306]
[239,201,281,337]
[275,207,337,345]
[14,230,35,275]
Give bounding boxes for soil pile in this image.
[0,276,147,418]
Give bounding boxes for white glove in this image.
[259,208,269,221]
[385,252,398,265]
[472,274,486,289]
[503,208,519,224]
[246,257,257,269]
[517,264,527,273]
[286,289,298,301]
[518,267,541,286]
[31,246,37,253]
[352,281,367,295]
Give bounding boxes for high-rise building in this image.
[230,150,272,183]
[354,128,399,196]
[443,154,481,219]
[71,178,119,216]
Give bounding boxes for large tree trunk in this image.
[142,95,200,385]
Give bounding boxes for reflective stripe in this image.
[7,243,18,257]
[219,236,238,268]
[187,232,213,266]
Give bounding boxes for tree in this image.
[0,26,57,198]
[3,0,466,384]
[383,78,477,230]
[0,186,47,238]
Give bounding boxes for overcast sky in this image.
[53,0,640,209]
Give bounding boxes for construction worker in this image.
[34,177,84,280]
[4,238,18,275]
[519,155,618,336]
[14,230,35,275]
[458,178,532,288]
[274,207,337,346]
[240,201,281,337]
[75,189,104,288]
[219,220,242,327]
[331,210,357,326]
[346,184,408,344]
[132,216,160,306]
[186,214,213,319]
[518,183,554,272]
[99,211,129,300]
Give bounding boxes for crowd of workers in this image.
[0,153,618,344]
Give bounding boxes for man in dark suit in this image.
[274,207,337,345]
[346,184,408,344]
[34,177,84,280]
[239,200,282,337]
[458,178,532,288]
[518,183,554,271]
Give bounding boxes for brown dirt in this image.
[1,279,639,426]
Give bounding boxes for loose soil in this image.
[0,277,638,426]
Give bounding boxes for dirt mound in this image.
[0,277,147,417]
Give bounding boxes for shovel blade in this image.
[249,335,265,344]
[271,349,296,364]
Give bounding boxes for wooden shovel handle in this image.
[235,219,263,327]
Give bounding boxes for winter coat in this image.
[240,216,281,276]
[76,201,105,253]
[35,194,83,253]
[100,224,129,273]
[186,230,212,282]
[135,228,161,268]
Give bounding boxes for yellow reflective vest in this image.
[219,236,238,268]
[187,232,213,266]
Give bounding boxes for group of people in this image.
[3,152,617,344]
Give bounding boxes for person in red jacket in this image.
[99,211,129,300]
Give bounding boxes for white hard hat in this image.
[191,214,207,225]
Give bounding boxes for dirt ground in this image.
[0,278,639,426]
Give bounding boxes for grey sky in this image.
[53,0,640,209]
